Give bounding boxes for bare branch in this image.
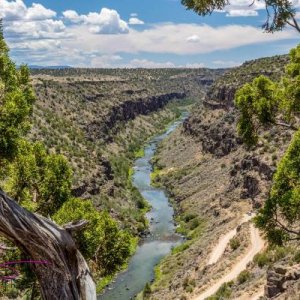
[0,189,96,299]
[63,220,89,232]
[274,120,297,130]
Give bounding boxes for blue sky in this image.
[1,0,300,68]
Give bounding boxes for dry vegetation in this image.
[145,55,300,299]
[29,67,222,234]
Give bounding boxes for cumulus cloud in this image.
[63,10,82,23]
[63,8,129,34]
[63,23,294,57]
[0,0,56,20]
[1,1,297,67]
[0,0,67,46]
[129,17,144,25]
[26,3,56,20]
[187,34,200,43]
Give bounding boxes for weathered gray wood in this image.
[0,190,96,300]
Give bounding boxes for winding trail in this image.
[193,216,264,300]
[208,214,252,265]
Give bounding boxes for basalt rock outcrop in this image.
[86,92,186,141]
[184,109,241,157]
[203,55,288,109]
[265,264,300,299]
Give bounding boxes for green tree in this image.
[0,31,35,161]
[5,141,72,216]
[53,198,133,275]
[255,129,300,244]
[181,0,300,33]
[234,44,300,244]
[235,75,277,146]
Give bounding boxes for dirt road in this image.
[193,218,264,300]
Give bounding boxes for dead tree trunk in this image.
[0,190,96,300]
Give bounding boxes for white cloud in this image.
[2,1,297,67]
[125,59,176,68]
[187,34,200,43]
[185,63,205,68]
[226,10,258,17]
[5,19,67,40]
[129,17,144,25]
[89,54,123,67]
[1,0,67,43]
[213,60,241,67]
[63,23,294,57]
[26,3,56,20]
[0,0,27,20]
[0,0,56,21]
[63,8,129,34]
[63,10,82,23]
[220,0,264,17]
[117,59,205,68]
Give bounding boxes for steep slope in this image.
[29,68,223,234]
[147,54,300,299]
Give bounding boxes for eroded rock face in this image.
[265,264,300,299]
[227,154,275,207]
[184,110,241,157]
[86,92,186,142]
[205,85,237,109]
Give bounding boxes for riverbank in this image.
[99,112,189,299]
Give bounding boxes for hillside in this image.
[147,54,300,299]
[29,68,223,234]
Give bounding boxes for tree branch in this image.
[274,210,300,236]
[274,120,297,131]
[63,220,89,233]
[0,244,17,250]
[0,189,96,299]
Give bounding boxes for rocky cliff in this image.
[146,54,299,300]
[86,92,186,141]
[204,55,288,109]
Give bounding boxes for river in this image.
[99,112,188,300]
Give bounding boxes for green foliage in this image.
[171,241,191,254]
[5,140,72,215]
[237,270,251,284]
[181,0,299,33]
[53,198,133,275]
[235,45,300,245]
[254,252,272,268]
[255,129,300,244]
[0,36,35,160]
[235,76,277,146]
[229,237,241,251]
[253,246,290,268]
[235,45,300,146]
[279,45,300,121]
[143,282,152,298]
[207,281,233,300]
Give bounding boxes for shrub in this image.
[237,270,251,284]
[254,252,271,268]
[230,238,240,250]
[143,282,151,298]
